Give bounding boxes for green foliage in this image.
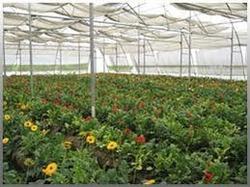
[3,74,247,184]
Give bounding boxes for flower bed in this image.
[3,74,247,184]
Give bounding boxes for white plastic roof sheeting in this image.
[3,3,247,54]
[173,3,247,20]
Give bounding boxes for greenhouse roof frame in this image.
[2,2,247,53]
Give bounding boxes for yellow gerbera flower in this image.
[30,125,38,132]
[4,114,11,121]
[24,120,33,128]
[42,129,49,136]
[2,137,9,144]
[107,141,118,150]
[20,104,28,110]
[143,179,156,185]
[24,158,35,167]
[86,135,95,144]
[42,162,57,176]
[63,141,72,149]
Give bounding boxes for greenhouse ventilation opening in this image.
[1,2,248,184]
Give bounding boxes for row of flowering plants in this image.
[3,74,247,184]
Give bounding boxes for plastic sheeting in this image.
[173,3,247,20]
[3,3,247,52]
[2,3,247,80]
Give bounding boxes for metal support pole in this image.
[137,29,140,74]
[188,11,192,77]
[234,29,246,80]
[103,45,106,73]
[15,47,18,75]
[230,27,234,80]
[156,52,160,75]
[229,23,245,80]
[180,32,183,77]
[28,3,34,97]
[115,43,118,72]
[78,42,80,75]
[118,42,130,73]
[147,40,160,75]
[89,3,96,118]
[137,3,141,75]
[59,46,62,74]
[143,37,146,74]
[18,42,22,75]
[3,30,6,77]
[54,45,60,75]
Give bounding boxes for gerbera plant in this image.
[2,74,247,184]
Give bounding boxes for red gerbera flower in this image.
[124,128,132,135]
[186,111,193,118]
[112,104,119,113]
[138,101,145,109]
[53,98,61,105]
[135,134,146,144]
[84,116,92,121]
[64,104,73,110]
[41,98,48,104]
[204,171,214,183]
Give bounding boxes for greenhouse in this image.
[1,2,247,184]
